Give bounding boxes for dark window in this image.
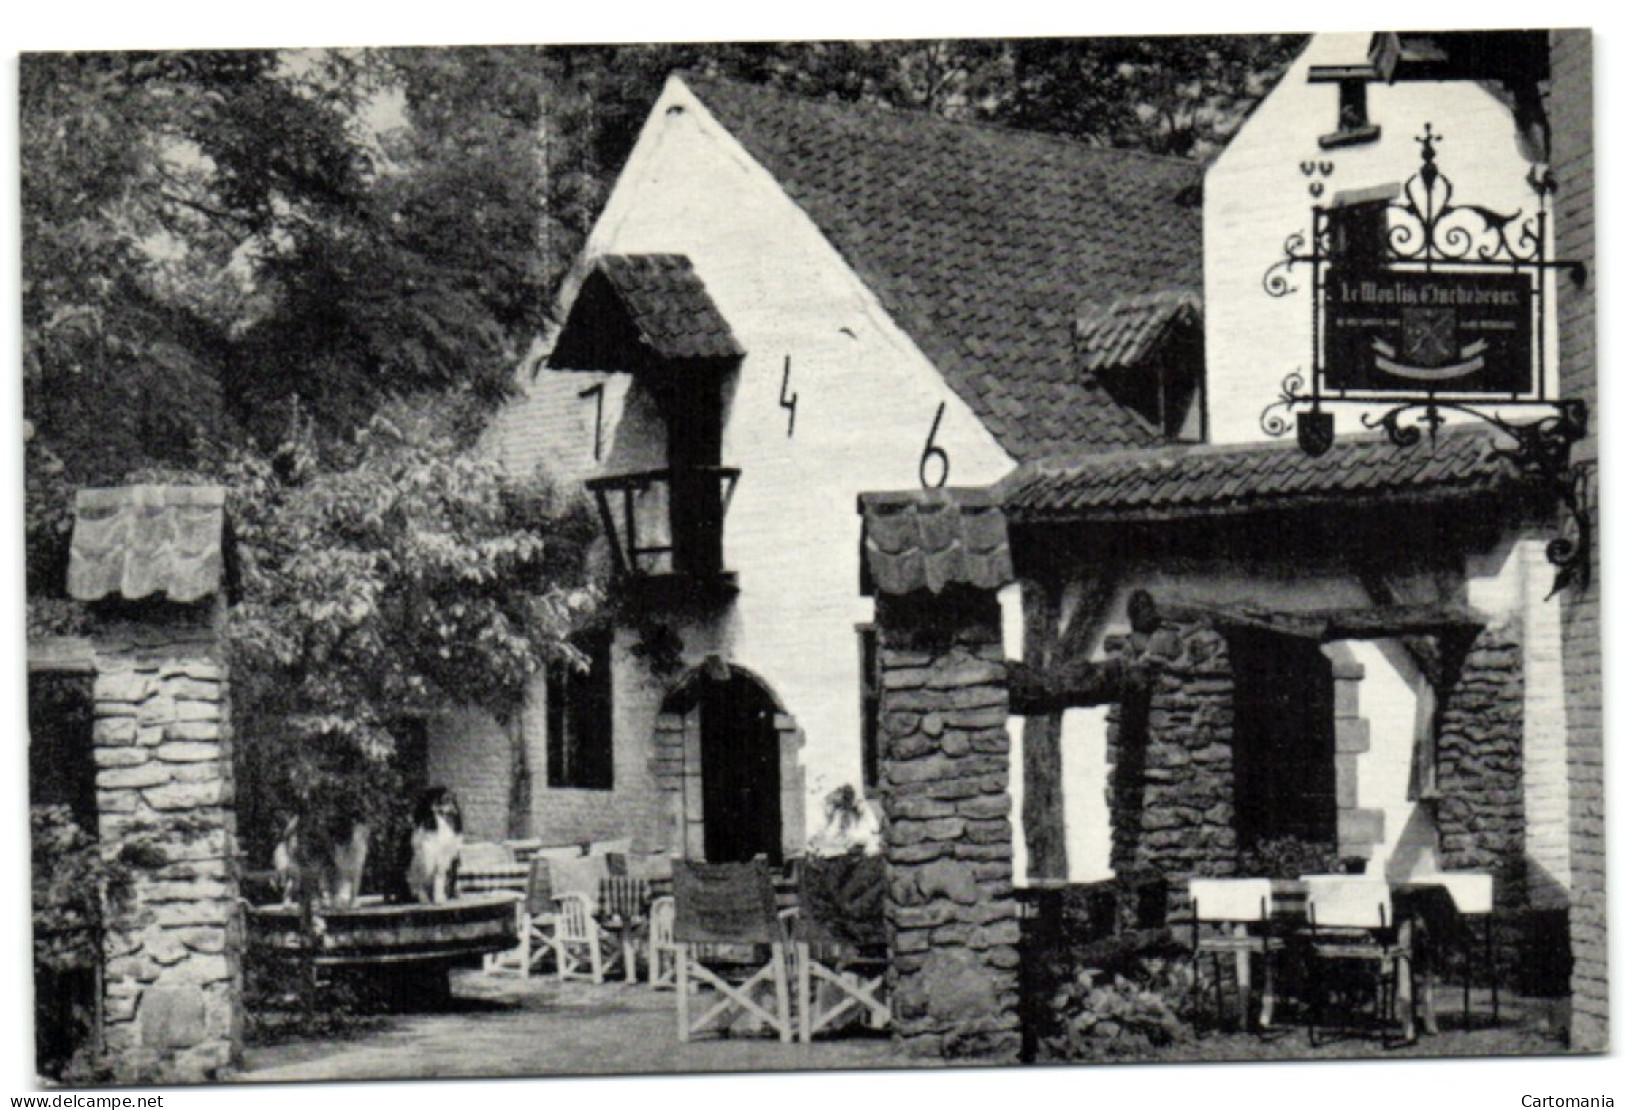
[1337,79,1370,132]
[1229,631,1337,849]
[660,381,726,576]
[546,632,614,790]
[1098,326,1205,444]
[1327,195,1394,271]
[859,625,880,790]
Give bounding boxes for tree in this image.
[21,37,1305,872]
[225,393,601,867]
[1004,36,1306,159]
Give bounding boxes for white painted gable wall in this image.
[1050,33,1568,889]
[1204,33,1553,447]
[443,75,1020,850]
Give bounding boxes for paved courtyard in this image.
[237,971,912,1083]
[236,966,1570,1084]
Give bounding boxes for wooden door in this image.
[698,676,782,865]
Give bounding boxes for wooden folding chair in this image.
[646,896,678,990]
[672,859,793,1043]
[1189,878,1280,1033]
[1304,876,1417,1046]
[484,854,557,978]
[555,892,611,983]
[793,854,891,1042]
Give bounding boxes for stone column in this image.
[875,591,1021,1062]
[1107,617,1238,892]
[94,645,242,1083]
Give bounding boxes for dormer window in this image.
[549,254,745,598]
[1075,290,1205,443]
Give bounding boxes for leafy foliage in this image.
[1237,835,1344,880]
[1042,958,1197,1060]
[226,393,602,859]
[20,48,554,600]
[31,806,133,1081]
[1006,36,1306,158]
[22,35,1305,878]
[31,806,133,975]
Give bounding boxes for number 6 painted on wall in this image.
[919,402,949,489]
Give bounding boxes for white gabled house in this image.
[989,30,1585,937]
[428,70,1206,869]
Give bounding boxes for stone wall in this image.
[1435,627,1527,908]
[88,625,242,1084]
[1106,618,1238,891]
[875,592,1021,1062]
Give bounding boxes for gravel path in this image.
[237,971,1569,1084]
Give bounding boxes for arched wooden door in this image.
[696,673,783,865]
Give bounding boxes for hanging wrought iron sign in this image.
[1323,270,1532,393]
[1259,124,1589,591]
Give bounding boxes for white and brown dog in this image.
[273,812,370,908]
[407,787,463,904]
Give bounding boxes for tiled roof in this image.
[597,254,743,361]
[858,487,1013,597]
[68,485,228,604]
[1075,290,1202,374]
[999,427,1521,523]
[682,75,1204,461]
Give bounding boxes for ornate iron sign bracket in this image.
[1259,125,1590,592]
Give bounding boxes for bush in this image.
[1040,957,1197,1061]
[31,806,136,1082]
[1237,836,1342,880]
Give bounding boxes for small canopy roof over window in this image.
[548,254,744,373]
[1073,289,1201,375]
[68,485,230,604]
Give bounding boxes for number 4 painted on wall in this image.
[780,355,798,438]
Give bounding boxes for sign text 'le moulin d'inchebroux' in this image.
[1324,269,1534,395]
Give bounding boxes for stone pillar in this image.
[875,591,1021,1062]
[1106,617,1238,891]
[94,644,242,1083]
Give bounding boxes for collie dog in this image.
[407,787,463,904]
[273,813,370,908]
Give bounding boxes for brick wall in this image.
[1548,28,1606,1051]
[431,644,674,852]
